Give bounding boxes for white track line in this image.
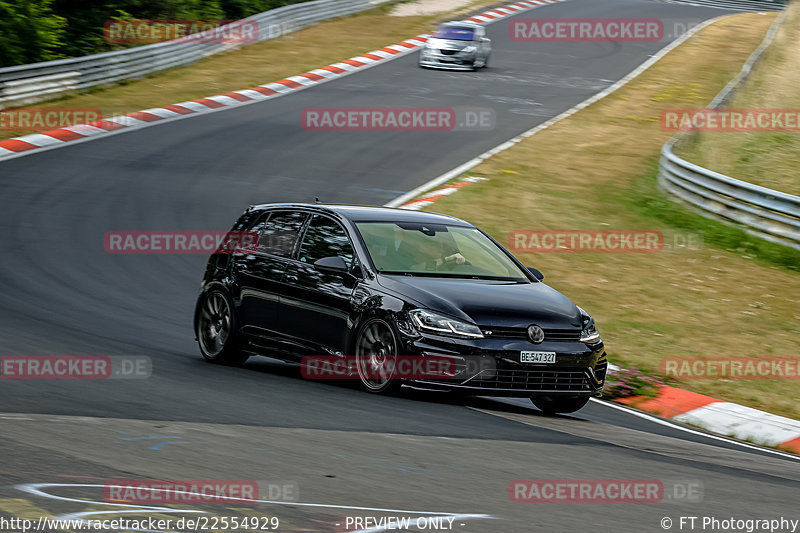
[17,483,494,533]
[590,398,800,462]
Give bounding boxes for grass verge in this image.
[626,162,800,272]
[676,3,800,195]
[424,12,800,420]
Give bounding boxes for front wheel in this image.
[196,289,249,366]
[531,395,590,415]
[354,318,401,394]
[473,53,489,70]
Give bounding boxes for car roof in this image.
[248,203,474,226]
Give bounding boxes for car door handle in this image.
[285,274,298,282]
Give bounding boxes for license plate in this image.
[520,351,556,364]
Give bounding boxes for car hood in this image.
[376,275,581,328]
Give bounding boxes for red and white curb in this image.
[619,385,800,454]
[400,177,486,210]
[0,0,565,162]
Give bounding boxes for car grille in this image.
[440,49,458,55]
[465,367,592,392]
[480,326,581,342]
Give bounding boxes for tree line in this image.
[0,0,312,67]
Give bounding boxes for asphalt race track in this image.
[0,0,798,531]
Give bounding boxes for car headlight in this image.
[461,46,477,54]
[577,306,601,343]
[409,309,484,338]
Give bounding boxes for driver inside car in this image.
[399,231,466,271]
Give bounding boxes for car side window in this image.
[257,211,307,257]
[298,215,354,267]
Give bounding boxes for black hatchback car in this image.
[194,204,607,414]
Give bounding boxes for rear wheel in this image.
[196,289,249,366]
[354,318,401,394]
[531,395,590,415]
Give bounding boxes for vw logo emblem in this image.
[527,324,545,344]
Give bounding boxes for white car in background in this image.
[419,22,491,71]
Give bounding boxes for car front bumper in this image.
[419,50,477,70]
[398,331,607,397]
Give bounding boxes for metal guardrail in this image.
[658,141,800,249]
[0,0,389,107]
[657,8,800,250]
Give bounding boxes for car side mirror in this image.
[314,256,349,274]
[527,267,544,281]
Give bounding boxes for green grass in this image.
[622,160,800,272]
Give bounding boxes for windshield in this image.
[355,221,528,280]
[433,26,475,41]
